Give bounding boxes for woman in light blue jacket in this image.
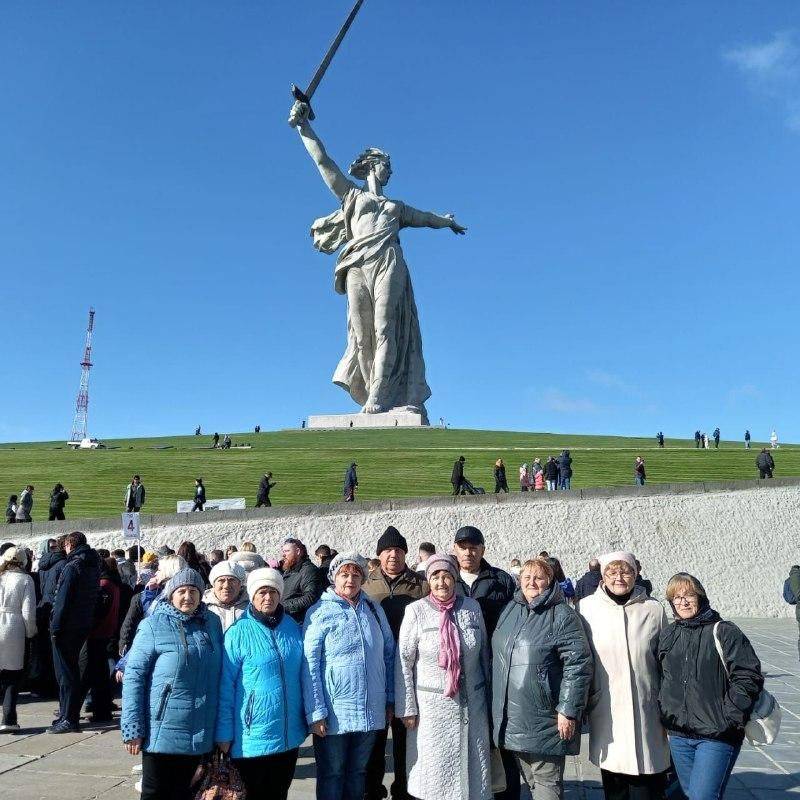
[216,567,306,800]
[302,552,394,800]
[121,568,223,800]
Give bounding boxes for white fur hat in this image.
[247,567,285,601]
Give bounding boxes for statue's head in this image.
[349,147,391,187]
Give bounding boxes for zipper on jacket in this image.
[244,691,255,730]
[353,600,370,727]
[268,626,289,748]
[155,683,172,720]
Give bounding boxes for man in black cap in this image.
[453,524,519,800]
[364,526,428,800]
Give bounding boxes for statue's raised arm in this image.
[288,100,351,201]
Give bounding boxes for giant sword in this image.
[291,0,365,121]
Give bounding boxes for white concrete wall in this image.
[12,480,799,618]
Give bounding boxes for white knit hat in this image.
[247,567,285,601]
[0,546,27,570]
[327,551,368,584]
[598,551,638,574]
[209,560,246,586]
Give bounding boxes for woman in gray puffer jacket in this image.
[492,557,593,800]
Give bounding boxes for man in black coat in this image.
[49,531,101,733]
[31,537,66,697]
[756,448,775,479]
[557,450,573,490]
[574,558,602,602]
[255,471,276,507]
[280,538,326,623]
[453,525,519,800]
[451,455,468,495]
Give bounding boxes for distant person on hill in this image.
[124,475,145,513]
[451,455,467,495]
[5,495,18,524]
[191,478,206,512]
[343,462,358,502]
[558,450,573,490]
[494,458,509,493]
[756,448,775,479]
[574,558,602,602]
[195,425,201,436]
[713,427,720,448]
[519,462,530,492]
[48,484,69,521]
[212,431,220,448]
[745,429,751,449]
[255,472,276,508]
[415,542,435,573]
[694,430,701,448]
[771,429,779,449]
[656,431,664,448]
[223,434,232,449]
[544,456,559,491]
[15,486,33,522]
[634,456,646,486]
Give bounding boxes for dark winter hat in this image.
[376,526,408,555]
[454,525,485,546]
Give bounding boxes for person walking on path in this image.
[395,553,492,800]
[302,552,395,800]
[191,478,206,512]
[634,456,647,486]
[557,450,573,490]
[744,430,751,449]
[756,449,775,479]
[494,459,509,493]
[15,486,33,522]
[344,462,358,502]
[280,538,326,624]
[5,495,18,524]
[49,531,101,733]
[658,572,763,800]
[48,484,69,521]
[124,475,145,513]
[770,429,779,449]
[713,428,721,449]
[121,568,223,800]
[255,471,276,508]
[694,430,701,448]
[364,526,428,800]
[451,455,467,495]
[215,568,307,800]
[492,557,593,800]
[0,546,37,732]
[544,456,559,492]
[212,431,220,448]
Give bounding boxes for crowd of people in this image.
[0,525,778,800]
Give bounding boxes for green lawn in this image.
[0,429,794,521]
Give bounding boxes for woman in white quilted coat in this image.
[578,551,670,800]
[395,553,492,800]
[0,546,37,732]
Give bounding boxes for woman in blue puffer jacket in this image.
[216,567,306,800]
[302,552,395,800]
[121,568,223,800]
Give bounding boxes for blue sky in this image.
[1,2,798,443]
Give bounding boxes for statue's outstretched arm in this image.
[403,204,467,235]
[288,101,351,201]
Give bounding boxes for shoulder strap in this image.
[712,622,730,677]
[362,594,383,628]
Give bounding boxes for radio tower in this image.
[68,308,95,443]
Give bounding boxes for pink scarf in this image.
[429,593,461,698]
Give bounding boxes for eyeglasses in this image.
[672,595,698,605]
[605,569,634,578]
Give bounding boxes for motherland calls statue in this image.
[288,99,466,423]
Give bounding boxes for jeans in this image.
[365,718,408,800]
[546,480,556,491]
[668,734,741,800]
[140,751,202,800]
[79,638,113,719]
[234,748,298,800]
[0,669,23,726]
[635,475,645,486]
[314,730,377,800]
[515,753,565,800]
[560,477,571,490]
[52,630,88,725]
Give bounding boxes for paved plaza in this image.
[0,619,797,800]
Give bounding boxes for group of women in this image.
[119,546,765,800]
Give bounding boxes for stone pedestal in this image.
[308,411,428,429]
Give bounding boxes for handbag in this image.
[193,752,246,800]
[712,622,781,745]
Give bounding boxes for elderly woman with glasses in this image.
[658,573,763,800]
[395,553,493,800]
[578,552,670,800]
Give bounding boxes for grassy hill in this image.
[0,428,794,521]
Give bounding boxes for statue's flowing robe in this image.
[311,185,431,413]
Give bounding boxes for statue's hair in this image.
[349,147,390,180]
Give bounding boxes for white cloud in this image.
[585,369,642,399]
[724,31,800,131]
[541,388,599,414]
[727,384,764,403]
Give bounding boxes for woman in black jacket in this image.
[48,484,69,521]
[658,573,763,800]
